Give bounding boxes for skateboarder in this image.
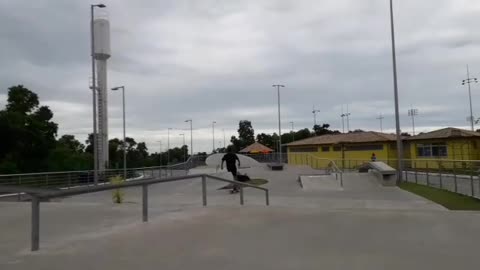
[221,148,241,192]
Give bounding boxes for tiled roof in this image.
[239,142,274,153]
[286,131,398,146]
[407,127,480,140]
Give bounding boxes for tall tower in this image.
[93,17,111,171]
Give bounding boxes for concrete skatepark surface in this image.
[2,165,479,269]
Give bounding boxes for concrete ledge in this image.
[369,162,397,186]
[370,170,396,186]
[267,163,284,171]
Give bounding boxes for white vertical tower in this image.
[93,17,111,171]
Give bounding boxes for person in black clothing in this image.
[221,149,241,192]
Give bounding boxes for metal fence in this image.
[0,155,206,199]
[0,173,270,251]
[287,153,480,199]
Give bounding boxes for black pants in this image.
[227,166,237,179]
[227,166,238,190]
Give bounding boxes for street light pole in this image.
[167,128,172,164]
[111,86,126,180]
[179,134,186,162]
[346,104,351,132]
[157,140,162,165]
[90,3,106,185]
[185,119,193,156]
[272,84,285,163]
[376,114,385,132]
[212,121,216,153]
[389,0,403,182]
[290,121,295,142]
[408,108,418,136]
[223,129,226,150]
[462,65,478,131]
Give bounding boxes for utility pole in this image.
[462,65,478,131]
[212,121,216,153]
[111,86,126,180]
[185,119,193,156]
[167,128,172,164]
[290,121,295,142]
[273,84,285,163]
[223,129,226,150]
[408,108,418,136]
[340,105,351,133]
[389,0,403,182]
[157,140,162,165]
[376,114,385,132]
[345,104,351,132]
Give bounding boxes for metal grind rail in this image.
[0,173,269,251]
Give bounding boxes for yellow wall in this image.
[409,138,480,169]
[287,138,480,170]
[287,142,398,169]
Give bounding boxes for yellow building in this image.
[287,131,405,169]
[286,128,480,171]
[406,128,480,169]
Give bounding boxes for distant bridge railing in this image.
[0,156,206,199]
[0,173,269,251]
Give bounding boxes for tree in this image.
[313,124,340,136]
[238,120,255,145]
[108,138,122,168]
[230,136,242,152]
[48,135,90,171]
[256,133,274,149]
[230,120,256,152]
[295,128,312,141]
[137,142,148,159]
[0,85,58,173]
[58,135,85,153]
[85,133,95,154]
[6,85,39,114]
[401,132,412,137]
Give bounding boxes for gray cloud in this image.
[1,0,480,153]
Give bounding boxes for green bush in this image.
[110,175,125,204]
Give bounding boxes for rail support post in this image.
[142,184,148,222]
[240,186,244,205]
[31,196,40,251]
[265,190,270,206]
[202,175,207,206]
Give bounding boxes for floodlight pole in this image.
[389,0,403,182]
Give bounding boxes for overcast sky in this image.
[1,0,480,153]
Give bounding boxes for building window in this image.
[333,146,342,152]
[345,144,384,151]
[321,146,330,152]
[417,143,447,157]
[290,147,318,153]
